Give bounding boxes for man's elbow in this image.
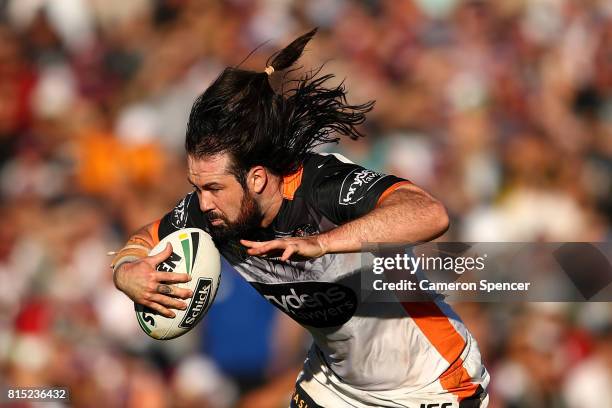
[430,200,450,237]
[401,186,450,236]
[380,186,450,239]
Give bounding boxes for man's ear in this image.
[247,166,268,194]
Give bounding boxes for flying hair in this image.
[185,28,374,182]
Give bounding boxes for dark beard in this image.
[205,190,263,250]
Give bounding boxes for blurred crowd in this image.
[0,0,611,407]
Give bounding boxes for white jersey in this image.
[157,153,489,407]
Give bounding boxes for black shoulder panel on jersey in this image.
[299,153,407,225]
[158,191,209,239]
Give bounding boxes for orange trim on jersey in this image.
[148,219,161,244]
[376,181,412,206]
[400,301,479,402]
[401,302,466,362]
[439,357,481,401]
[282,167,304,200]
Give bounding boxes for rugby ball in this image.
[134,228,221,340]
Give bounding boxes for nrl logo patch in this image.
[339,169,387,205]
[171,193,193,228]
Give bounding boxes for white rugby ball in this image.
[134,228,221,340]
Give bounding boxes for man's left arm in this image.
[241,184,449,261]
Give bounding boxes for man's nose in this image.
[199,195,215,213]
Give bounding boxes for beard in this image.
[204,190,263,248]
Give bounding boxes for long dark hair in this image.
[185,28,374,182]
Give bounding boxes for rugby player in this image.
[112,29,489,407]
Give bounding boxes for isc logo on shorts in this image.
[290,385,321,408]
[292,392,308,408]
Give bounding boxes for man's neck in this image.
[259,177,284,228]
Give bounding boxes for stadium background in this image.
[1,0,611,407]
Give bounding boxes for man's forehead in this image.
[187,154,231,179]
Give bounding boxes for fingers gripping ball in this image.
[134,228,221,339]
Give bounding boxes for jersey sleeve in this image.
[158,191,209,240]
[307,154,410,225]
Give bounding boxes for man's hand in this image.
[240,236,327,261]
[113,243,193,318]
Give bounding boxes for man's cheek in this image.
[221,202,239,222]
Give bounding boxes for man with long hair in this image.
[112,29,489,407]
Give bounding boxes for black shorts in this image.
[289,383,487,408]
[290,383,324,408]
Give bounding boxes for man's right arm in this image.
[112,221,193,318]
